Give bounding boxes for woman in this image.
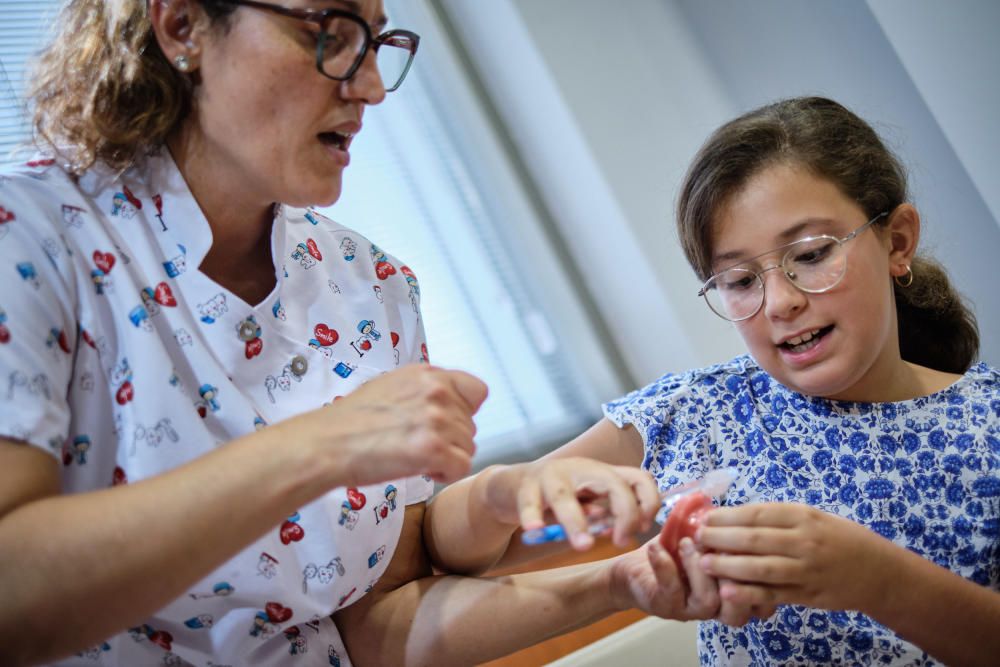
[0,1,721,664]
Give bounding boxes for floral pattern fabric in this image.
[604,355,1000,666]
[0,151,432,666]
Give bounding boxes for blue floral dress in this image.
[603,355,1000,666]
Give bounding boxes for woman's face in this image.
[710,163,900,401]
[190,0,388,208]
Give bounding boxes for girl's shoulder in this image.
[605,355,761,412]
[946,360,1000,404]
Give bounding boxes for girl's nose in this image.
[761,267,807,320]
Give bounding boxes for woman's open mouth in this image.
[318,130,353,150]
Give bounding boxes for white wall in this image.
[437,0,999,385]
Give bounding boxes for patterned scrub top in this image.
[0,151,433,666]
[603,355,1000,666]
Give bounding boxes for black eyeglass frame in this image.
[697,211,890,322]
[223,0,420,92]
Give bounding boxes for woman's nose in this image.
[342,49,387,105]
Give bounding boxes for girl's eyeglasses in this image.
[698,212,889,322]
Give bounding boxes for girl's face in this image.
[710,163,901,401]
[189,0,388,208]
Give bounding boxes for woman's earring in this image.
[174,55,191,72]
[894,265,913,288]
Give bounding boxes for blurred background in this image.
[2,0,997,470]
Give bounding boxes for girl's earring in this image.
[894,265,913,288]
[174,55,191,72]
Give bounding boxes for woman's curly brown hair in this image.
[28,0,235,174]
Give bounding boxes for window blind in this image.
[0,2,60,163]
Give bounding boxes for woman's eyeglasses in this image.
[698,212,889,322]
[224,0,419,92]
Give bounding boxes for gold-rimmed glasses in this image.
[698,212,889,322]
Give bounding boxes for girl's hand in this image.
[502,457,661,549]
[696,502,895,614]
[608,535,720,620]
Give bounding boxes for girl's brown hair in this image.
[677,96,979,373]
[28,0,236,174]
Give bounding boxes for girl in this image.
[429,96,999,665]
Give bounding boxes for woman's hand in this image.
[284,364,488,488]
[695,502,895,615]
[485,457,662,550]
[608,535,721,620]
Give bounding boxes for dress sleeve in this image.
[0,182,78,456]
[602,369,718,500]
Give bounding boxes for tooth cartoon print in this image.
[338,500,359,530]
[263,361,304,403]
[291,238,323,269]
[196,383,220,416]
[130,418,179,456]
[110,358,134,405]
[110,185,142,219]
[339,236,357,261]
[163,244,187,278]
[400,265,420,313]
[60,204,85,229]
[271,299,287,321]
[350,319,381,357]
[91,250,116,294]
[62,434,91,466]
[369,243,396,279]
[301,557,345,593]
[198,293,229,324]
[309,323,338,359]
[257,552,279,579]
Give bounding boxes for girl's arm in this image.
[423,418,651,575]
[0,364,484,666]
[337,502,720,667]
[697,503,1000,667]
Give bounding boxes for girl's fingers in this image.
[697,526,803,556]
[516,477,545,530]
[700,553,804,585]
[601,474,643,546]
[617,466,661,531]
[540,474,592,549]
[702,502,806,528]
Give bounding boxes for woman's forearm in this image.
[0,423,336,665]
[339,559,620,666]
